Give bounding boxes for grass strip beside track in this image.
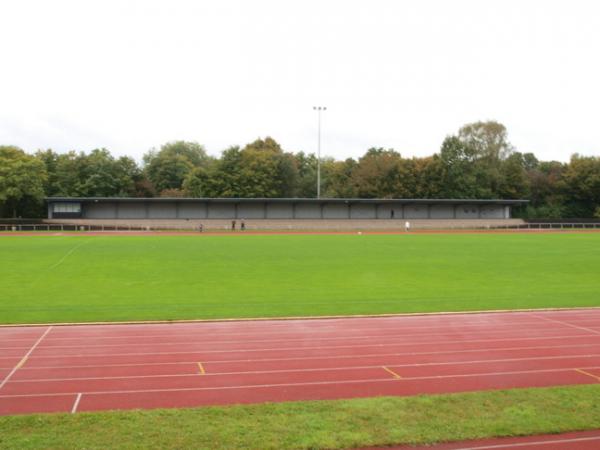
[2,233,600,324]
[2,384,600,449]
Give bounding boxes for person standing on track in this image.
[231,220,236,231]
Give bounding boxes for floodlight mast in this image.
[313,106,326,199]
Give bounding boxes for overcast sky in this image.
[1,0,599,162]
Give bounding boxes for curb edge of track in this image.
[2,306,600,328]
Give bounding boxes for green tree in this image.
[209,146,244,197]
[0,146,47,218]
[350,148,404,198]
[192,138,300,198]
[458,121,513,161]
[238,137,299,197]
[560,154,600,217]
[38,148,142,198]
[78,149,136,197]
[294,152,319,197]
[438,136,480,198]
[144,141,210,193]
[322,158,357,198]
[523,160,566,218]
[413,156,445,198]
[498,153,530,199]
[183,165,217,197]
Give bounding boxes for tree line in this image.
[1,121,599,218]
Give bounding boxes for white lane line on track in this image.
[40,316,600,339]
[7,309,600,337]
[531,314,600,336]
[447,435,600,449]
[0,349,35,352]
[30,320,571,342]
[25,327,593,351]
[574,368,600,382]
[1,365,599,399]
[11,341,600,370]
[10,354,600,383]
[0,327,52,391]
[21,333,600,360]
[71,393,82,413]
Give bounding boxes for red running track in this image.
[2,309,600,415]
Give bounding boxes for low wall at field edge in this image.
[43,218,526,231]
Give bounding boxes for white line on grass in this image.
[48,240,90,270]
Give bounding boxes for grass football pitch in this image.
[1,232,599,324]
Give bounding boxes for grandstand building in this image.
[46,197,526,221]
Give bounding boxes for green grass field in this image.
[2,232,600,449]
[1,232,599,324]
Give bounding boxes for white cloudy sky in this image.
[1,0,599,162]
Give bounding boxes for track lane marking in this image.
[574,368,600,382]
[531,314,600,336]
[71,393,82,413]
[10,354,600,383]
[14,357,28,370]
[4,306,600,335]
[382,366,401,379]
[23,333,600,360]
[198,363,205,375]
[1,364,597,398]
[36,313,600,342]
[12,341,600,370]
[26,326,592,351]
[447,435,600,449]
[0,326,52,391]
[29,320,579,345]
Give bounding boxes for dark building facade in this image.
[46,198,527,220]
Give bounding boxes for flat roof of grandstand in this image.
[46,197,528,205]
